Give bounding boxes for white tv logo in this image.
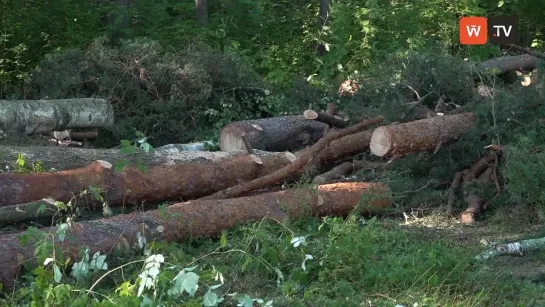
[465,25,481,37]
[492,25,512,37]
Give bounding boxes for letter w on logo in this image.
[466,25,481,36]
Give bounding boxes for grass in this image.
[3,209,545,307]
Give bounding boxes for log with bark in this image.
[0,181,392,289]
[0,145,276,171]
[1,117,381,216]
[370,113,476,157]
[219,115,328,152]
[475,54,537,76]
[312,158,397,184]
[0,98,114,135]
[303,109,347,128]
[204,116,384,200]
[0,124,377,209]
[0,153,297,207]
[458,153,497,224]
[48,130,98,141]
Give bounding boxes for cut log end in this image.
[369,126,391,157]
[284,151,297,162]
[219,128,247,152]
[303,110,319,120]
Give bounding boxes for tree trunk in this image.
[370,113,476,157]
[0,145,273,171]
[317,0,330,56]
[312,159,395,184]
[0,119,381,210]
[195,0,208,25]
[0,181,391,289]
[0,152,297,207]
[0,98,114,135]
[205,116,384,200]
[219,115,328,152]
[475,54,537,76]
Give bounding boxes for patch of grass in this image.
[4,213,544,306]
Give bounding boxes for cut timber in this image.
[0,152,299,207]
[48,130,98,141]
[475,54,537,76]
[303,109,347,128]
[0,123,379,211]
[0,146,280,171]
[0,182,392,289]
[219,115,327,152]
[205,116,384,200]
[370,113,476,157]
[0,98,114,135]
[312,159,395,184]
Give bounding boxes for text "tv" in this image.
[459,16,518,45]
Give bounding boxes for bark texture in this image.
[0,98,114,135]
[370,113,476,157]
[219,115,327,152]
[476,54,537,76]
[0,145,274,171]
[0,152,297,207]
[205,116,384,200]
[0,182,391,289]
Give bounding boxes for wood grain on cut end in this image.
[370,113,476,157]
[219,116,327,152]
[219,125,247,151]
[370,126,392,157]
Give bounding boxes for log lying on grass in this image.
[475,54,537,76]
[0,98,114,135]
[0,118,381,210]
[0,181,392,289]
[204,116,384,200]
[370,113,476,157]
[0,145,278,171]
[312,158,398,184]
[219,115,327,152]
[0,153,298,207]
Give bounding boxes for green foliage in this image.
[19,37,282,146]
[6,215,541,305]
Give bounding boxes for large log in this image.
[0,153,297,207]
[0,98,114,135]
[0,121,379,209]
[0,181,392,289]
[370,113,476,157]
[475,54,537,76]
[0,145,276,171]
[219,115,327,152]
[205,116,384,200]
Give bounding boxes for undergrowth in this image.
[3,214,543,306]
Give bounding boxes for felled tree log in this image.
[0,181,392,289]
[0,119,380,210]
[204,116,384,200]
[48,130,98,141]
[0,145,277,171]
[459,153,497,224]
[303,109,347,128]
[312,159,396,184]
[219,115,327,152]
[370,113,476,157]
[475,54,537,76]
[0,98,114,135]
[0,152,298,207]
